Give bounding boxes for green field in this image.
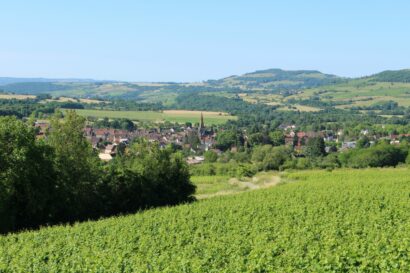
[68,109,237,125]
[286,79,410,108]
[2,168,410,272]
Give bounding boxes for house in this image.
[360,129,369,136]
[342,141,356,150]
[294,131,324,149]
[35,121,50,139]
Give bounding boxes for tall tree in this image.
[269,131,285,146]
[47,110,102,222]
[0,117,56,232]
[305,137,326,157]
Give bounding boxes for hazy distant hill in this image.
[2,69,410,111]
[208,69,345,91]
[0,77,100,86]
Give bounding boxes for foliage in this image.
[47,111,103,222]
[102,142,195,215]
[93,117,136,131]
[0,117,56,233]
[204,150,218,163]
[339,143,408,168]
[215,130,237,151]
[2,169,410,271]
[372,69,410,83]
[0,112,195,233]
[304,137,326,157]
[269,130,285,146]
[252,145,292,171]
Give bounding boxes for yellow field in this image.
[70,109,237,124]
[278,104,321,112]
[0,94,36,99]
[163,110,231,116]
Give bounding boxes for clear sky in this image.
[1,0,410,82]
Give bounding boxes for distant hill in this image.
[370,69,410,83]
[208,68,345,91]
[2,69,410,111]
[0,77,100,86]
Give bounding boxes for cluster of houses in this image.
[34,118,410,163]
[280,123,410,152]
[35,114,217,161]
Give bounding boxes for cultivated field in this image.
[286,79,410,108]
[43,97,104,104]
[0,94,36,100]
[70,109,237,124]
[2,168,410,272]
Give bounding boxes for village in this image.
[33,115,410,164]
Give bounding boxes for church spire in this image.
[200,112,204,129]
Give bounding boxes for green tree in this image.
[47,110,102,222]
[269,131,285,146]
[204,150,218,163]
[120,118,135,131]
[262,146,291,170]
[216,130,237,151]
[305,137,326,157]
[356,136,371,149]
[0,117,56,233]
[248,132,269,146]
[103,141,196,215]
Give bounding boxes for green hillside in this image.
[2,168,410,272]
[286,77,410,109]
[371,69,410,83]
[3,69,410,113]
[209,68,344,91]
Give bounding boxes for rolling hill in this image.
[2,69,410,112]
[209,68,345,92]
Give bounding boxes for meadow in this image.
[286,79,410,108]
[69,109,237,125]
[2,168,410,272]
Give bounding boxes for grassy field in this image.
[2,168,410,272]
[286,79,410,108]
[69,109,237,124]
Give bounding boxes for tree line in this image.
[0,111,195,234]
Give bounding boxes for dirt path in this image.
[196,174,281,200]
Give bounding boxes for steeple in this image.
[198,112,205,138]
[200,112,204,129]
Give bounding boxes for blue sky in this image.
[1,0,409,82]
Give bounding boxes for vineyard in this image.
[1,168,410,272]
